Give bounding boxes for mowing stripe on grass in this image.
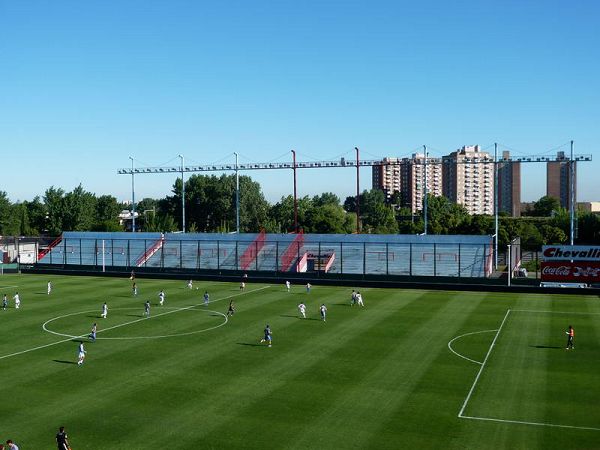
[458,309,511,418]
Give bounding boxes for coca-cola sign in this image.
[542,245,600,261]
[541,261,600,282]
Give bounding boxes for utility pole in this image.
[129,156,135,232]
[570,140,575,246]
[494,143,499,270]
[292,150,298,233]
[179,154,186,233]
[234,152,240,233]
[423,145,428,235]
[355,147,360,233]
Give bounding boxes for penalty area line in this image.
[460,414,600,432]
[458,309,511,418]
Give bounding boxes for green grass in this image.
[0,274,599,449]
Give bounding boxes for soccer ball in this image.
[196,287,199,290]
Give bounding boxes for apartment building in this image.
[442,145,494,215]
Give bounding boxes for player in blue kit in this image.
[260,324,272,347]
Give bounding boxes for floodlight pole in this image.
[494,143,499,270]
[234,152,240,233]
[423,145,428,235]
[179,154,186,233]
[356,147,360,233]
[292,150,298,233]
[507,244,511,287]
[129,156,136,232]
[570,140,575,246]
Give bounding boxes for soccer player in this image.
[2,294,7,311]
[240,281,246,291]
[187,279,193,289]
[356,292,364,307]
[47,281,52,295]
[77,342,86,366]
[203,291,210,306]
[144,300,151,318]
[5,440,19,450]
[319,304,327,321]
[227,301,235,317]
[306,282,311,293]
[101,302,108,319]
[260,324,272,347]
[285,280,291,292]
[351,290,357,306]
[56,426,70,450]
[158,290,165,306]
[89,323,97,342]
[298,302,306,319]
[13,292,20,309]
[132,282,138,296]
[566,325,575,350]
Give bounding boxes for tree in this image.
[530,196,561,217]
[424,194,469,234]
[43,187,65,235]
[61,185,97,231]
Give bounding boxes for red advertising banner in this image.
[541,261,600,283]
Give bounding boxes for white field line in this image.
[460,414,600,432]
[447,330,498,365]
[42,307,229,340]
[512,309,600,315]
[0,285,270,361]
[0,285,19,289]
[458,309,511,418]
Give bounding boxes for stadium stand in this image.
[37,231,493,277]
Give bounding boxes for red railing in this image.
[296,252,309,272]
[37,235,63,261]
[135,235,165,267]
[240,229,266,270]
[279,231,304,272]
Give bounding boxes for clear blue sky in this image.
[1,0,598,204]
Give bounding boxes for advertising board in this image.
[540,261,600,283]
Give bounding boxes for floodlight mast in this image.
[355,147,360,233]
[129,156,135,232]
[570,140,575,246]
[179,154,185,233]
[234,152,240,233]
[494,143,498,270]
[423,145,428,235]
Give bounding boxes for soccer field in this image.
[0,274,599,449]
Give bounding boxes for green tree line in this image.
[0,177,598,248]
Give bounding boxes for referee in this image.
[56,426,70,450]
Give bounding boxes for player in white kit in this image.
[47,281,52,295]
[356,292,364,307]
[101,302,108,319]
[285,281,291,292]
[158,290,165,306]
[13,292,20,309]
[298,302,306,318]
[77,342,86,366]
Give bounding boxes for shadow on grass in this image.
[53,360,77,365]
[529,345,562,349]
[236,342,264,347]
[334,303,352,306]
